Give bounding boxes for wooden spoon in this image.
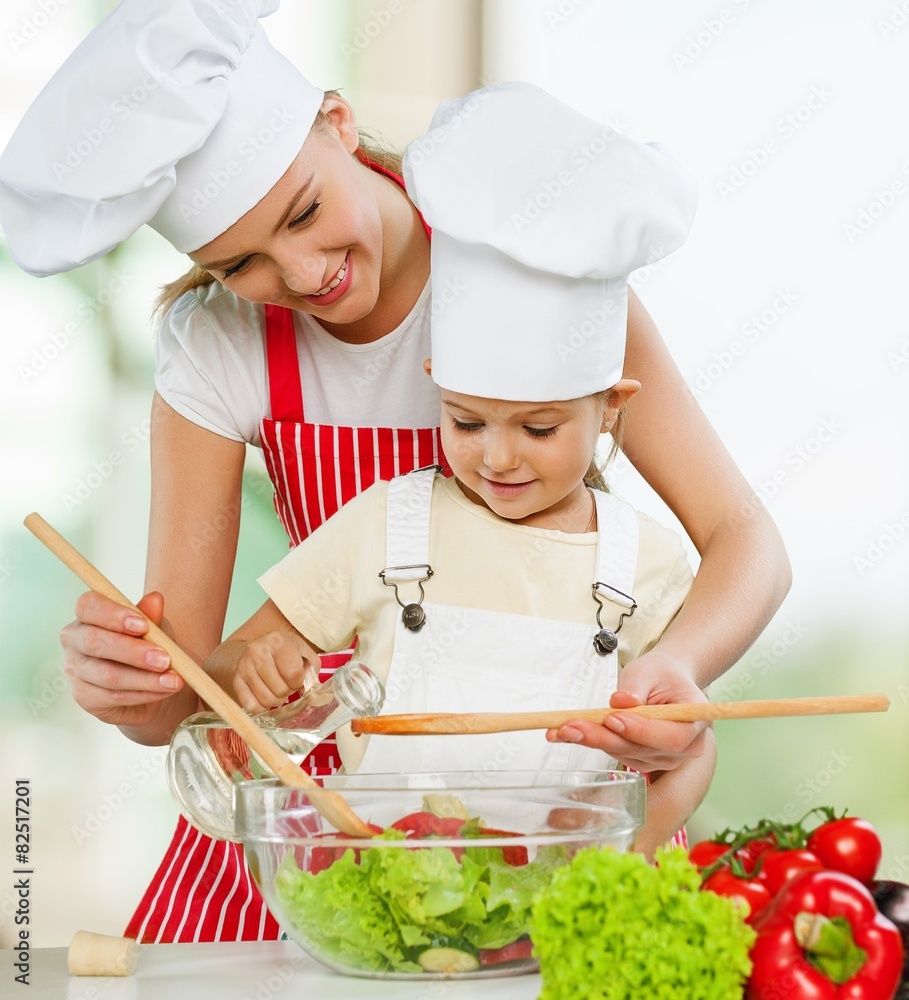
[350,694,890,735]
[24,513,375,838]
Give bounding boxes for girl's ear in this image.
[423,358,432,377]
[320,96,359,154]
[601,379,641,431]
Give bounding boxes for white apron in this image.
[358,469,639,775]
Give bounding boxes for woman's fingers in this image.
[61,621,171,672]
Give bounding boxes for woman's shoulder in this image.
[159,281,265,347]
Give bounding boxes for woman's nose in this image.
[278,251,325,294]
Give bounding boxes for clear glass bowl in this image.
[236,770,646,980]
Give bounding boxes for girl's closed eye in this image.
[524,425,558,438]
[451,417,483,433]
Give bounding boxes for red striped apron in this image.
[125,162,448,943]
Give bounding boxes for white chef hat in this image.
[403,82,698,402]
[0,0,324,276]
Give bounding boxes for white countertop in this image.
[2,941,542,999]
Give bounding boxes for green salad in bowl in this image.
[235,770,645,980]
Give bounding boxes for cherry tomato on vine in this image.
[757,848,824,897]
[806,817,882,885]
[689,840,731,870]
[702,868,773,924]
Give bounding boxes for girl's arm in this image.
[206,599,323,713]
[554,291,790,768]
[60,393,247,746]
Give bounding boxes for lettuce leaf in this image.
[273,827,567,973]
[530,846,756,999]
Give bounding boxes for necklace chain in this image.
[584,489,597,533]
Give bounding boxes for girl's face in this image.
[439,380,639,531]
[190,101,385,329]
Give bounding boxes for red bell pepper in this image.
[745,869,904,999]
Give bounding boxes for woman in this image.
[0,0,789,941]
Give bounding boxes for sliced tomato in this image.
[390,812,467,837]
[474,827,529,867]
[478,938,534,965]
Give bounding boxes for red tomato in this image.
[758,848,824,897]
[702,868,773,923]
[473,827,529,867]
[740,835,779,874]
[807,817,882,885]
[390,812,466,837]
[478,939,534,965]
[689,840,731,870]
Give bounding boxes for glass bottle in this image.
[167,660,384,841]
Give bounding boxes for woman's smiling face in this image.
[190,100,385,324]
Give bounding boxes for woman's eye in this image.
[452,418,482,433]
[525,426,557,438]
[289,200,321,228]
[222,257,251,278]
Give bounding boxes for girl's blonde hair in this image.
[583,391,629,492]
[153,92,401,318]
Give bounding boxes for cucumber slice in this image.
[417,944,480,974]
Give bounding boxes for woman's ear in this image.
[423,358,432,377]
[601,378,641,431]
[320,95,359,154]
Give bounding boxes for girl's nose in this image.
[483,432,519,472]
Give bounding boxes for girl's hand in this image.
[232,630,321,713]
[545,650,709,772]
[60,590,190,732]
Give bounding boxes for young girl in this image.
[204,81,716,860]
[0,0,782,941]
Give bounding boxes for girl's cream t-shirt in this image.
[259,475,693,771]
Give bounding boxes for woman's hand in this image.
[60,590,197,739]
[232,629,322,713]
[545,649,709,772]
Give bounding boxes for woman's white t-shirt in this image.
[154,279,440,447]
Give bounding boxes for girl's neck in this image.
[318,166,430,345]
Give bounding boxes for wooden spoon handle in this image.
[350,695,890,735]
[24,513,374,837]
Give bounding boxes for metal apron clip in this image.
[591,582,637,656]
[379,564,434,632]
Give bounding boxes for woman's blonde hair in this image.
[153,92,401,318]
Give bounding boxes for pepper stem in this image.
[794,912,868,985]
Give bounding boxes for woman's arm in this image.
[552,290,790,768]
[620,289,792,686]
[636,728,717,862]
[60,393,248,746]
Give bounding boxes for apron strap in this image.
[592,489,639,604]
[264,303,305,422]
[382,468,436,583]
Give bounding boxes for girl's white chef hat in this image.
[403,82,698,402]
[0,0,323,276]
